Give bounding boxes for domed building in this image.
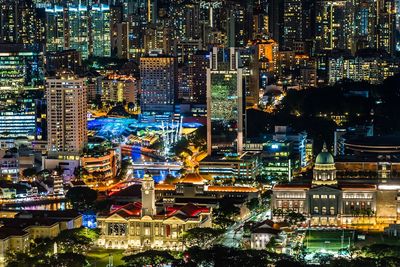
[313,143,337,185]
[271,143,381,228]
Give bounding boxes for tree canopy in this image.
[66,186,97,210]
[182,227,224,249]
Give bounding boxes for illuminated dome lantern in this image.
[313,143,337,185]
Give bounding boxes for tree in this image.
[47,252,87,267]
[213,198,241,228]
[122,250,175,267]
[182,227,224,249]
[65,187,97,210]
[285,211,306,225]
[73,167,89,181]
[55,228,99,253]
[22,167,37,178]
[186,245,279,267]
[171,138,191,157]
[246,198,260,211]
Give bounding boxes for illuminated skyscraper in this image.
[0,44,44,90]
[45,5,67,52]
[91,4,111,57]
[315,0,353,51]
[206,47,244,156]
[190,50,209,104]
[140,51,177,113]
[283,0,304,50]
[68,5,89,59]
[0,0,44,45]
[46,71,87,156]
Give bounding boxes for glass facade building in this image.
[0,44,44,90]
[91,4,111,57]
[45,5,66,52]
[207,47,244,155]
[68,5,89,59]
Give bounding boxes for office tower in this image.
[100,74,138,104]
[144,25,172,53]
[315,0,354,51]
[0,95,37,139]
[184,3,201,40]
[227,4,248,47]
[140,51,177,113]
[269,0,284,44]
[68,5,89,59]
[206,47,244,156]
[45,5,67,52]
[91,4,111,57]
[376,0,396,54]
[354,1,376,51]
[110,4,124,57]
[0,44,44,90]
[46,71,87,156]
[45,49,82,73]
[0,0,44,45]
[283,0,304,50]
[189,50,209,104]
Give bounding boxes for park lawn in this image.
[303,230,355,253]
[86,248,125,267]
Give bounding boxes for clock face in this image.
[145,190,149,194]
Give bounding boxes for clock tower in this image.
[141,174,156,216]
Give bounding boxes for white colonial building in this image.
[97,174,212,250]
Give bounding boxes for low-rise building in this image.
[81,149,118,180]
[97,174,212,250]
[271,144,400,229]
[250,220,281,250]
[0,210,82,263]
[199,152,260,182]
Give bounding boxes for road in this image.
[218,209,271,248]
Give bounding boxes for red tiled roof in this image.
[166,203,210,217]
[110,202,142,217]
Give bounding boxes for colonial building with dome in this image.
[270,143,400,229]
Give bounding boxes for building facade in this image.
[97,174,212,250]
[206,47,244,155]
[140,52,177,113]
[271,144,390,228]
[46,71,87,156]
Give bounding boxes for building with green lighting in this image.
[261,140,300,182]
[206,47,244,156]
[0,44,44,90]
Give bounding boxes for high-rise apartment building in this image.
[46,71,87,156]
[140,51,177,113]
[206,47,244,156]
